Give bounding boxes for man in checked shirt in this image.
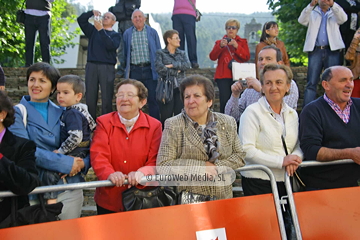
[299,65,360,190]
[224,45,299,123]
[121,9,161,120]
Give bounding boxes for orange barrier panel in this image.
[294,186,360,240]
[0,194,281,240]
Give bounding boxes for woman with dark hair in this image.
[157,75,245,201]
[209,19,250,113]
[9,62,89,220]
[0,91,39,223]
[155,29,191,125]
[91,79,162,214]
[255,21,290,71]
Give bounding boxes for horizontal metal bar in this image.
[300,159,353,167]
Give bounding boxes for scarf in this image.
[119,112,139,132]
[264,37,277,46]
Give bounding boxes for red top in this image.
[209,35,250,80]
[90,111,162,212]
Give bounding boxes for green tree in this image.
[267,0,309,65]
[0,0,80,67]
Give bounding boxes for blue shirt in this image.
[315,6,330,47]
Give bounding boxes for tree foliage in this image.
[267,0,309,65]
[0,0,80,67]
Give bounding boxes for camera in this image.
[94,15,100,21]
[240,79,247,87]
[225,37,232,43]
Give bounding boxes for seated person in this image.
[299,66,360,190]
[225,45,298,122]
[0,91,39,223]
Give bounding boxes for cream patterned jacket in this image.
[157,112,245,200]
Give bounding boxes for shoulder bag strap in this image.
[187,0,196,11]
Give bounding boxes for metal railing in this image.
[283,159,354,240]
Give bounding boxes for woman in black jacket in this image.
[155,29,191,126]
[0,91,39,223]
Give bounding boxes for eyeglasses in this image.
[115,93,138,99]
[103,15,114,20]
[226,26,238,30]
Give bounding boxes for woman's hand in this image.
[282,154,302,168]
[108,171,126,187]
[220,39,228,48]
[228,39,238,49]
[205,161,218,178]
[126,171,145,188]
[69,157,84,176]
[285,164,298,177]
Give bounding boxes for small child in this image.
[42,75,96,204]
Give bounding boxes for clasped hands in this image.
[283,155,302,177]
[108,171,145,188]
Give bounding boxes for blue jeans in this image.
[172,14,197,64]
[130,65,160,120]
[24,14,51,66]
[303,48,341,106]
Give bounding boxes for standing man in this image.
[24,0,54,67]
[225,45,299,122]
[298,0,347,106]
[172,0,199,69]
[77,10,121,120]
[299,66,360,190]
[122,9,161,120]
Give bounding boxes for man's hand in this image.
[92,10,101,17]
[349,147,360,165]
[310,0,318,6]
[94,19,103,31]
[69,157,84,176]
[245,77,262,92]
[231,81,244,98]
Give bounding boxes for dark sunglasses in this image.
[226,26,238,30]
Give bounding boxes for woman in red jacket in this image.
[209,19,250,113]
[90,79,162,214]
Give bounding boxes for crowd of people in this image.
[1,0,360,234]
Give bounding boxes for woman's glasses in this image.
[226,26,238,30]
[115,93,138,99]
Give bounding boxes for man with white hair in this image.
[78,10,121,120]
[122,9,161,120]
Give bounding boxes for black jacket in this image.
[0,130,39,222]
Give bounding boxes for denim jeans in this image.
[303,48,341,107]
[24,14,51,66]
[130,65,160,120]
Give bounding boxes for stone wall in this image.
[3,66,322,114]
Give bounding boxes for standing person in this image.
[91,79,162,214]
[0,65,5,90]
[255,21,290,72]
[299,66,360,190]
[24,0,54,67]
[77,10,121,120]
[238,64,303,238]
[209,19,250,113]
[122,9,161,120]
[336,0,360,62]
[9,62,90,220]
[345,29,360,97]
[0,91,39,223]
[298,0,347,107]
[155,29,191,126]
[225,46,298,123]
[172,0,199,69]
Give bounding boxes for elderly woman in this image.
[209,19,250,113]
[239,64,303,238]
[155,29,191,126]
[157,75,245,201]
[0,91,39,223]
[90,79,162,214]
[9,62,89,220]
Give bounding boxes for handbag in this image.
[178,190,217,204]
[122,186,177,211]
[16,0,26,24]
[0,194,63,228]
[281,135,306,192]
[187,0,202,22]
[155,71,173,104]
